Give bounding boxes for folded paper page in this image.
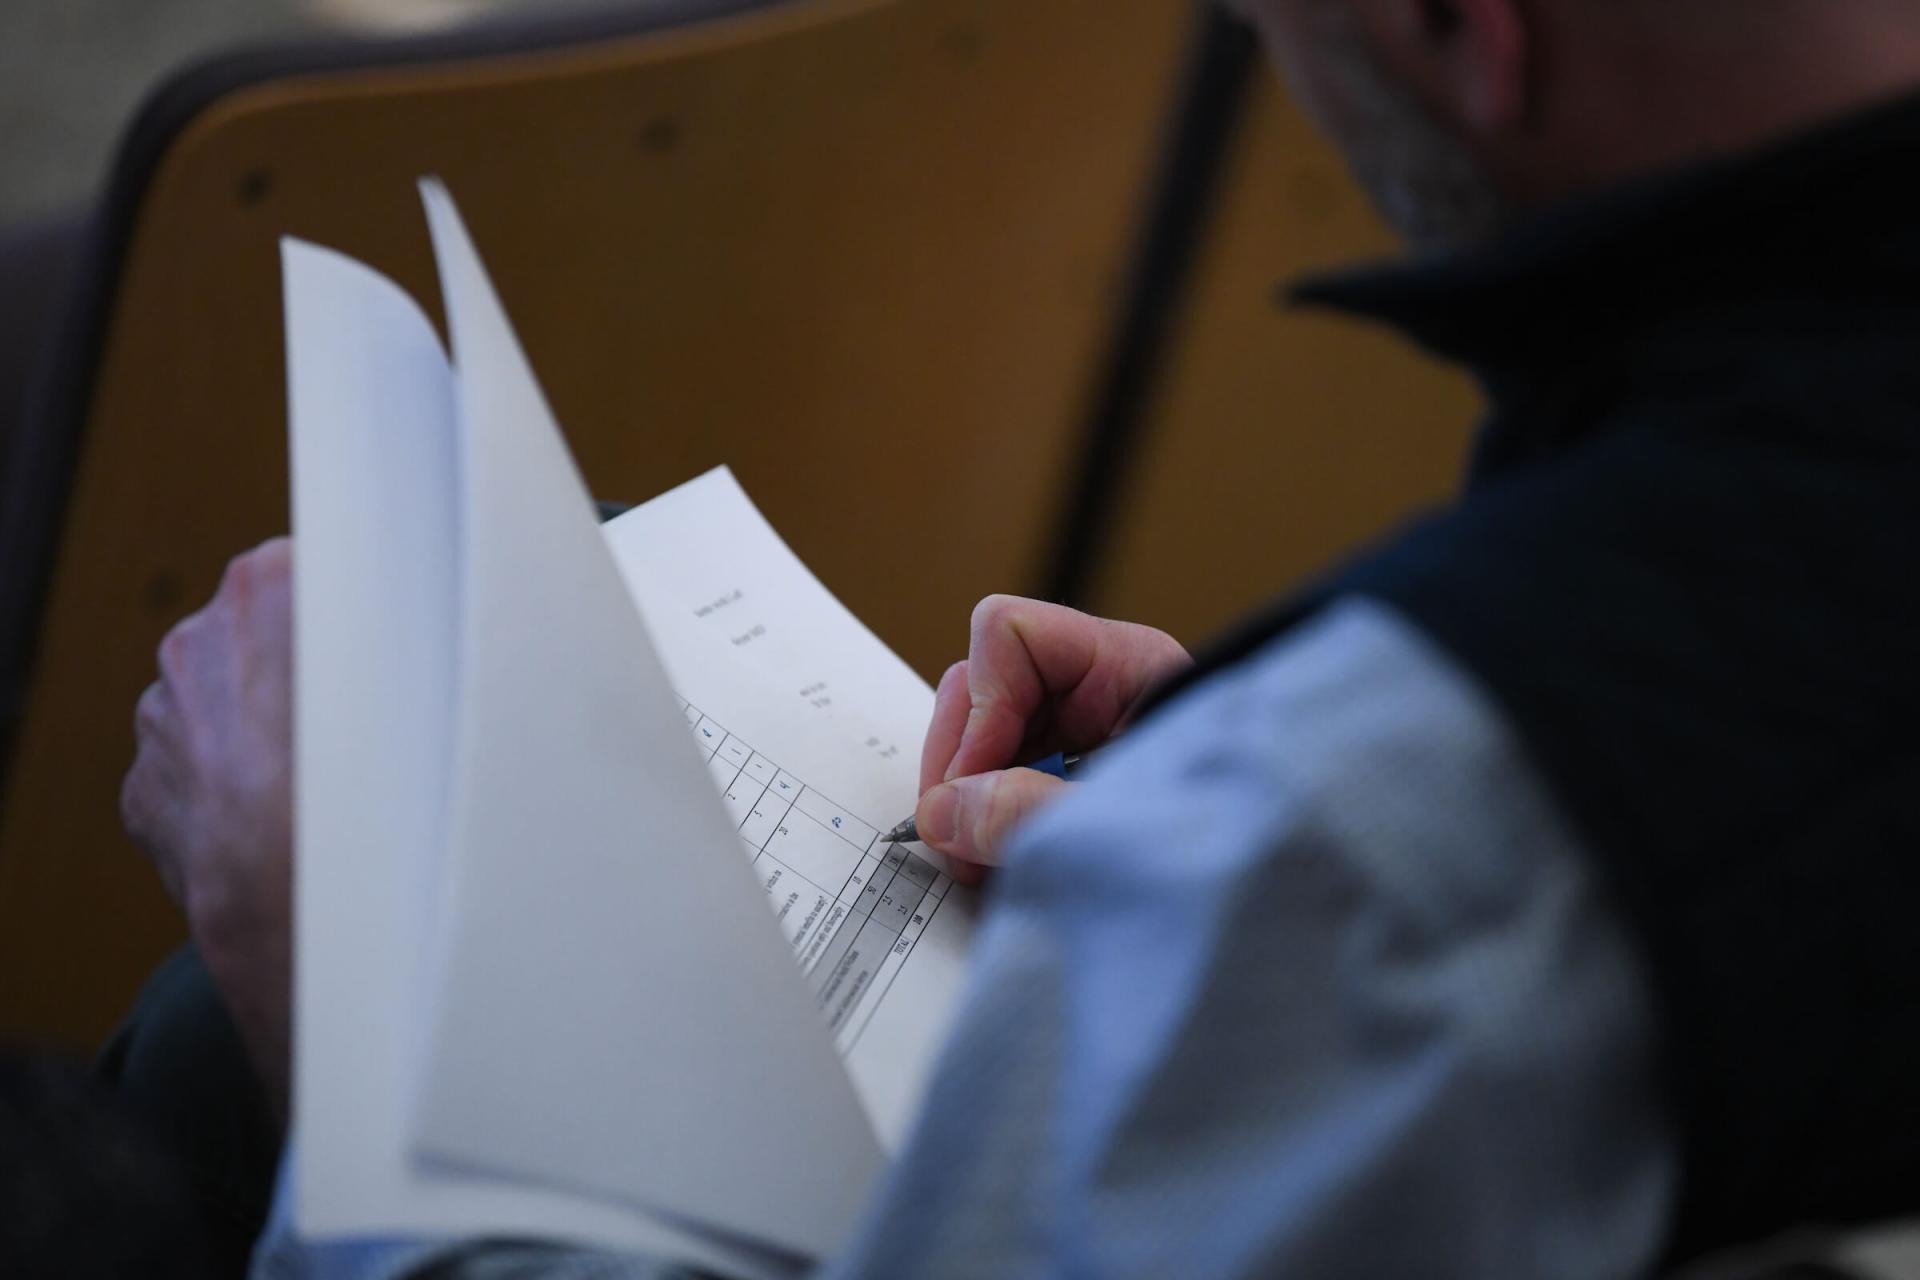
[285,240,796,1280]
[406,182,881,1261]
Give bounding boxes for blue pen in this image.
[881,751,1090,846]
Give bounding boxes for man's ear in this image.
[1357,0,1530,134]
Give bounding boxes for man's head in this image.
[1229,0,1920,249]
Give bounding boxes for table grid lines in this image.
[679,697,952,1053]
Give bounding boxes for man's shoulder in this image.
[1016,598,1585,925]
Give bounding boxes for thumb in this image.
[916,768,1068,870]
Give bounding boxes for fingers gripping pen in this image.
[881,751,1089,846]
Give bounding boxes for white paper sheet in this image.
[285,240,798,1279]
[406,182,882,1261]
[604,470,978,1149]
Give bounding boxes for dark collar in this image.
[1289,86,1920,459]
[1152,90,1920,1265]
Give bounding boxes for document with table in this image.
[283,180,976,1278]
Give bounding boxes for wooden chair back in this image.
[0,0,1200,1046]
[0,0,1476,1050]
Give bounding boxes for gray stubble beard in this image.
[1268,2,1511,251]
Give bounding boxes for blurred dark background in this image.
[0,0,1476,1050]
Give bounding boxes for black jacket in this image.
[1151,89,1920,1262]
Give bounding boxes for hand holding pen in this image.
[889,595,1192,884]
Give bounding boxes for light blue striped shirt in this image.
[255,599,1674,1279]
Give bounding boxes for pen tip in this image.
[883,818,919,846]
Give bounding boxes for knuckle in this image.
[1140,621,1191,664]
[156,619,198,684]
[970,594,1021,631]
[937,661,970,698]
[252,538,294,591]
[222,540,293,618]
[134,682,164,737]
[220,548,258,601]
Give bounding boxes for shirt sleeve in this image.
[256,598,1674,1280]
[826,598,1675,1279]
[248,1149,698,1280]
